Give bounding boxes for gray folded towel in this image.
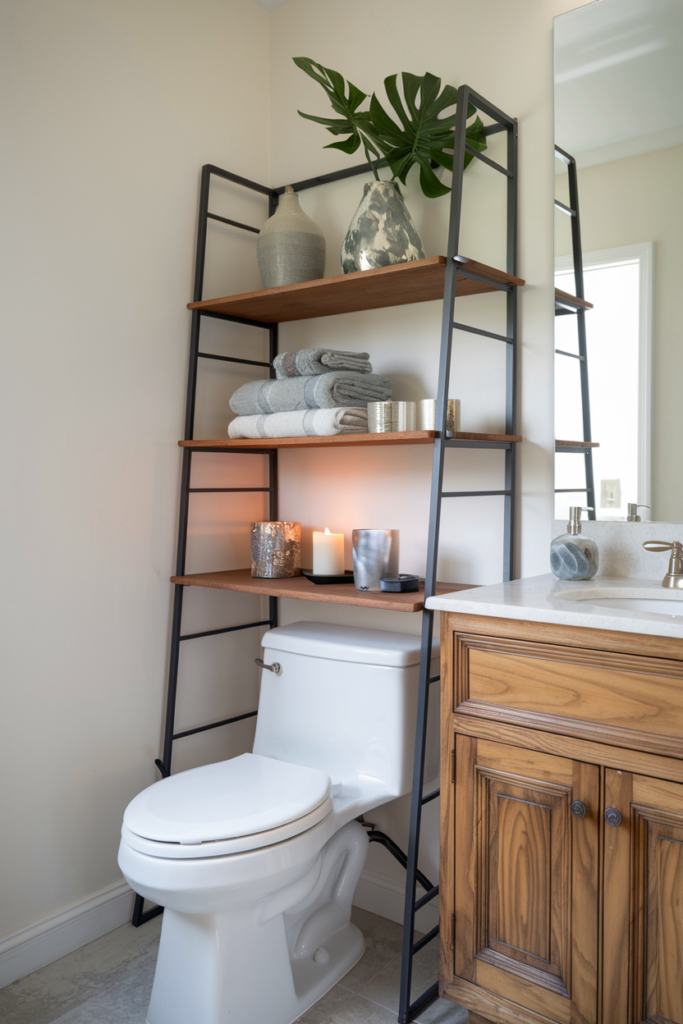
[228,407,369,439]
[229,372,392,415]
[274,348,372,378]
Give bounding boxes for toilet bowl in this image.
[118,621,439,1024]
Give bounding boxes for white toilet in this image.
[118,621,439,1024]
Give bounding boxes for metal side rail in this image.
[554,144,595,517]
[398,85,518,1022]
[133,166,281,928]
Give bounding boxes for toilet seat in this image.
[122,753,332,859]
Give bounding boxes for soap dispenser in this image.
[550,506,599,580]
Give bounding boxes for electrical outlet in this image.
[600,479,621,508]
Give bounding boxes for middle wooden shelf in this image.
[180,430,523,451]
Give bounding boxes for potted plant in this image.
[294,58,487,273]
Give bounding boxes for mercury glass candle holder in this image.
[251,521,302,578]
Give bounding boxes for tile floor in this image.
[0,908,467,1024]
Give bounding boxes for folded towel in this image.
[229,372,392,415]
[228,407,369,439]
[274,348,372,378]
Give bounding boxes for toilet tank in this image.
[252,621,439,799]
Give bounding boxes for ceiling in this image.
[555,0,683,167]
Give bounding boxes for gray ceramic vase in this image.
[340,180,426,274]
[257,186,326,289]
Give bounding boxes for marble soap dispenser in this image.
[550,506,599,580]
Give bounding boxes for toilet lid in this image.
[123,753,331,845]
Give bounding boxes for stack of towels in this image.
[228,348,393,439]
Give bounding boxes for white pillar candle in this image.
[312,527,345,576]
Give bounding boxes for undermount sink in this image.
[555,587,683,617]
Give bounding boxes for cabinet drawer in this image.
[454,634,683,758]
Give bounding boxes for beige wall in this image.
[1,0,592,947]
[556,144,683,521]
[0,0,269,938]
[267,0,593,912]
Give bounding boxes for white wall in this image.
[0,0,269,949]
[1,0,592,973]
[556,144,683,522]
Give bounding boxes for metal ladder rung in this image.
[197,352,271,367]
[406,981,439,1021]
[555,348,584,360]
[179,619,271,642]
[172,709,257,740]
[453,320,512,344]
[429,674,440,684]
[414,885,439,912]
[412,924,440,956]
[441,489,511,498]
[421,788,440,806]
[188,487,272,493]
[206,211,260,234]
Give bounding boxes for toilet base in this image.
[142,821,368,1024]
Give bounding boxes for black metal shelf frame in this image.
[554,144,595,517]
[133,85,520,1024]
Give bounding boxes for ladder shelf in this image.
[554,144,596,516]
[136,84,521,1023]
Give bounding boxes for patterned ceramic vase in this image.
[340,180,426,274]
[257,186,325,289]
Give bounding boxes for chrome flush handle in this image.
[255,658,282,675]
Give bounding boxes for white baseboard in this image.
[353,866,439,934]
[0,880,134,990]
[1,867,432,991]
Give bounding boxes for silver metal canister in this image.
[251,521,302,578]
[417,398,460,433]
[367,401,416,433]
[352,529,400,591]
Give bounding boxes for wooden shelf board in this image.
[555,287,593,312]
[180,430,522,451]
[170,568,475,613]
[188,257,525,324]
[556,439,600,448]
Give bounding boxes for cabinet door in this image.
[442,735,599,1024]
[604,770,683,1024]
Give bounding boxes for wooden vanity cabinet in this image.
[439,613,683,1024]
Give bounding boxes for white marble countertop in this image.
[426,574,683,639]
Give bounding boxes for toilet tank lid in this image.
[262,621,440,668]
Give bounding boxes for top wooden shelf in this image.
[188,257,525,324]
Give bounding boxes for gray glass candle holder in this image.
[352,529,399,591]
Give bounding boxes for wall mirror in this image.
[554,0,683,523]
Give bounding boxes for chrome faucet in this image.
[643,540,683,589]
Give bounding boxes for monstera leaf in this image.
[293,57,383,165]
[371,73,487,198]
[294,60,487,198]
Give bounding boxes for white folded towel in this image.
[228,407,368,439]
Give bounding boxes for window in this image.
[555,242,653,520]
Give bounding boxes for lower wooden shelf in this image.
[170,568,475,612]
